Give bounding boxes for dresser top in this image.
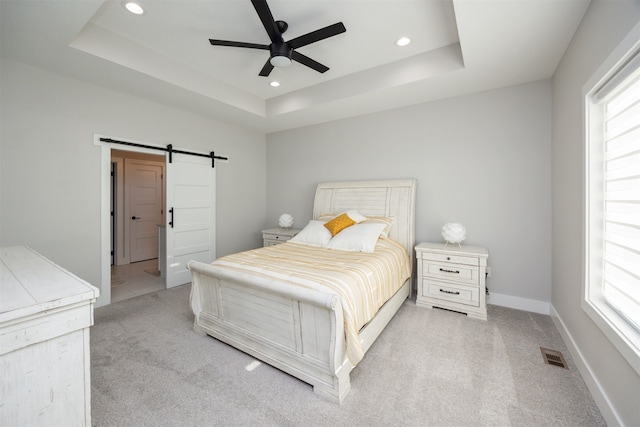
[415,241,489,258]
[1,246,99,322]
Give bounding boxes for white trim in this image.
[584,21,640,98]
[582,296,640,374]
[97,141,111,308]
[111,156,126,266]
[487,292,550,315]
[94,133,172,307]
[581,20,640,376]
[550,304,622,427]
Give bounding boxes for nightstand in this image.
[415,242,489,320]
[262,228,300,247]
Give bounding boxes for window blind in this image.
[602,66,640,331]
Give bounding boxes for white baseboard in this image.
[487,292,550,314]
[549,304,621,426]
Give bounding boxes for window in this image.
[599,62,640,330]
[584,29,640,375]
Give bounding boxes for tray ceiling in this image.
[1,0,591,132]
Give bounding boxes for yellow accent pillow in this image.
[324,213,356,236]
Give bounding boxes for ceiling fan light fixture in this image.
[123,1,144,15]
[396,37,411,47]
[208,0,346,76]
[270,55,292,68]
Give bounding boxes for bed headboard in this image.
[312,179,417,272]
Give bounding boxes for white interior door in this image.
[126,159,164,263]
[165,154,216,288]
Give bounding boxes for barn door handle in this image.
[169,208,174,228]
[131,216,140,220]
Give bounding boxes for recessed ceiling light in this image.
[396,37,411,47]
[123,1,144,15]
[270,81,280,87]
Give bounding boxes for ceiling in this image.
[1,0,591,133]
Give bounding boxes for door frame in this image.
[97,135,170,307]
[96,134,219,306]
[111,156,125,266]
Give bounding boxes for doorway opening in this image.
[98,134,218,307]
[110,149,166,302]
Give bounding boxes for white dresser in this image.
[0,246,100,426]
[415,242,489,320]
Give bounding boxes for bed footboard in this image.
[187,260,354,403]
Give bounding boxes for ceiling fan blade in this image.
[251,0,283,43]
[259,59,274,77]
[291,51,329,73]
[288,22,346,50]
[209,39,269,50]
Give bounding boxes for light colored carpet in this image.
[91,284,605,426]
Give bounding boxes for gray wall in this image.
[3,3,638,420]
[266,80,552,309]
[0,59,267,306]
[551,1,640,425]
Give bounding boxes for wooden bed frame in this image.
[187,179,416,403]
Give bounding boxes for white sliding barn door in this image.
[165,154,216,288]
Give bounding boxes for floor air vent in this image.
[540,347,568,369]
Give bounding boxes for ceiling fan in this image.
[208,0,346,77]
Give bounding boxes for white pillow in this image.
[328,223,387,253]
[345,210,367,223]
[319,210,366,224]
[289,220,332,247]
[361,216,394,239]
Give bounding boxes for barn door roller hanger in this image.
[100,137,228,168]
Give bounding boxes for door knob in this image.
[132,216,140,220]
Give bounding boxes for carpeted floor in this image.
[91,284,605,426]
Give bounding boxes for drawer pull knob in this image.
[439,288,460,295]
[439,268,460,274]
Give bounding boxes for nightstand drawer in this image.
[262,228,300,247]
[422,279,479,307]
[263,234,291,243]
[420,251,479,266]
[422,261,479,284]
